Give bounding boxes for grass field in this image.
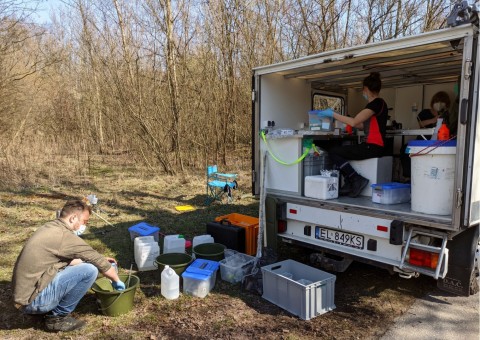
[0,159,436,339]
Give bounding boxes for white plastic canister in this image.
[407,140,456,215]
[192,235,214,249]
[163,235,186,254]
[161,265,180,300]
[134,237,160,271]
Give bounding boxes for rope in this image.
[256,150,267,259]
[409,135,457,157]
[260,130,310,165]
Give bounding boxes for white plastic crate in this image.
[219,253,255,283]
[261,259,336,320]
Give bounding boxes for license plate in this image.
[315,226,364,249]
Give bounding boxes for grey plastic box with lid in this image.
[261,259,336,320]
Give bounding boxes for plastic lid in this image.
[128,222,160,233]
[407,140,456,147]
[371,182,411,189]
[181,270,211,280]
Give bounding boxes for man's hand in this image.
[309,108,334,118]
[69,259,83,266]
[112,280,125,291]
[105,257,117,264]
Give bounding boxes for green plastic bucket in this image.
[91,274,140,317]
[154,253,193,276]
[193,243,226,261]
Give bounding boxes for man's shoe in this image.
[339,179,352,196]
[348,175,369,198]
[45,314,86,332]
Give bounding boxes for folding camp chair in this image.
[206,165,238,205]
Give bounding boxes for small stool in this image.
[350,156,393,196]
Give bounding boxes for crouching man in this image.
[12,200,125,332]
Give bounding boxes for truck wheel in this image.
[470,236,480,295]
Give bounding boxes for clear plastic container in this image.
[219,253,255,283]
[181,259,219,298]
[371,182,411,204]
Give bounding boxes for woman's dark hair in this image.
[363,72,382,93]
[430,91,451,109]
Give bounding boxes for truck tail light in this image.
[278,220,287,233]
[407,248,439,269]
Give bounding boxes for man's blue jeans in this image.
[23,263,98,316]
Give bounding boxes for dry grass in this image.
[0,155,436,339]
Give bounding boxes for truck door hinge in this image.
[456,189,463,208]
[251,90,256,102]
[464,59,472,80]
[252,170,256,183]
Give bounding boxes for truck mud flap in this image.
[438,225,479,296]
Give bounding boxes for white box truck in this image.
[252,7,480,296]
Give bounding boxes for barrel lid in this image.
[407,140,456,147]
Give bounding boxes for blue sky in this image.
[31,0,64,24]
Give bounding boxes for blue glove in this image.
[309,108,334,118]
[112,280,125,291]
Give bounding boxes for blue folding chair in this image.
[206,165,238,205]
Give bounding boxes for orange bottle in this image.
[437,123,450,140]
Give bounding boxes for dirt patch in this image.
[0,163,436,339]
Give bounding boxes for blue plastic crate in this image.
[128,222,160,241]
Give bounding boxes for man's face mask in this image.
[74,224,87,236]
[433,102,446,112]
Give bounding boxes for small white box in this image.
[304,176,338,200]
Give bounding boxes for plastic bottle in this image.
[437,123,450,140]
[161,265,179,300]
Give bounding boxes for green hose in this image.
[260,130,311,166]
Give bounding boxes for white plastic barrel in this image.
[161,265,180,300]
[407,140,456,215]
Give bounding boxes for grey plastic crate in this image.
[261,259,336,320]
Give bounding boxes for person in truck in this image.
[12,199,125,332]
[416,91,451,130]
[311,72,388,197]
[400,91,452,178]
